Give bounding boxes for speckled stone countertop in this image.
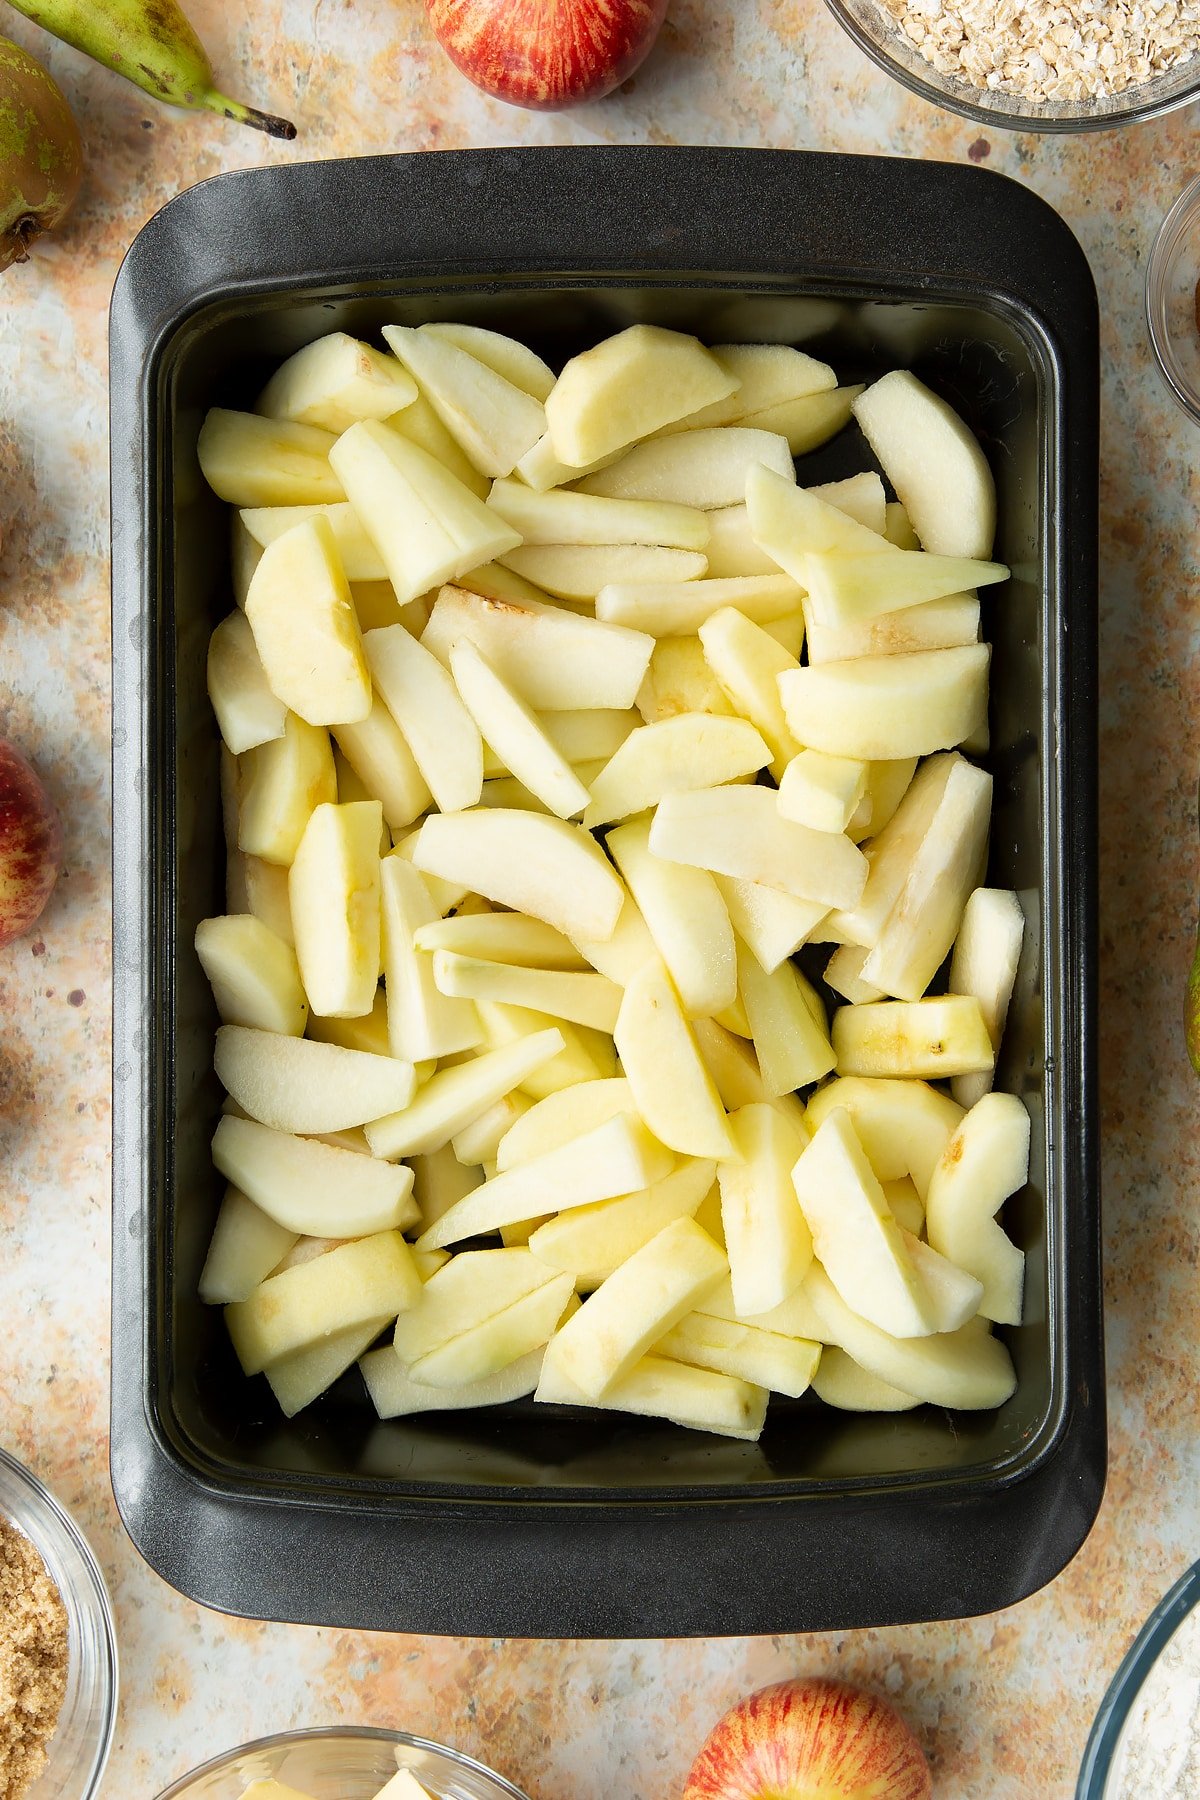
[0,4,1196,1795]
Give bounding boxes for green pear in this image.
[0,37,81,271]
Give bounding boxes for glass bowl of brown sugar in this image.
[824,0,1200,131]
[0,1447,117,1800]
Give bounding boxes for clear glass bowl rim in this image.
[1075,1557,1200,1796]
[822,0,1200,132]
[0,1444,118,1800]
[1146,169,1200,427]
[150,1726,533,1800]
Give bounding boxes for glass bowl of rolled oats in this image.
[1147,171,1200,426]
[825,0,1200,129]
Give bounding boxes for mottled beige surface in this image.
[0,2,1196,1796]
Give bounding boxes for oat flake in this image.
[874,0,1200,101]
[1109,1601,1200,1798]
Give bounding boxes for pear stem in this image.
[204,89,297,138]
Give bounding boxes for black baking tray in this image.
[109,147,1103,1637]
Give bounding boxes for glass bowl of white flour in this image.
[1076,1559,1200,1798]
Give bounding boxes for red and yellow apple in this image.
[0,740,62,946]
[425,0,670,110]
[683,1678,932,1800]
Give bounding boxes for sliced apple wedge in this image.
[739,384,862,456]
[360,623,483,813]
[207,610,287,755]
[414,912,585,970]
[195,914,308,1036]
[949,887,1026,1107]
[421,322,555,400]
[411,809,624,943]
[535,1350,767,1440]
[595,572,803,638]
[495,1077,636,1170]
[380,856,482,1063]
[925,1092,1030,1325]
[527,1158,714,1286]
[860,754,992,1001]
[852,371,997,558]
[451,1089,531,1166]
[244,516,371,727]
[706,342,837,414]
[256,331,417,432]
[308,987,389,1056]
[365,1027,566,1159]
[422,585,654,712]
[832,996,994,1080]
[701,505,779,579]
[697,605,802,777]
[902,1230,984,1334]
[791,1110,934,1338]
[636,636,736,723]
[650,786,868,912]
[718,1103,812,1317]
[811,472,889,533]
[212,1117,417,1238]
[823,944,884,1006]
[473,1000,617,1100]
[392,1246,562,1362]
[329,420,520,605]
[197,409,343,507]
[541,1216,728,1398]
[288,800,382,1018]
[655,1312,820,1399]
[802,1265,1016,1410]
[811,1347,919,1412]
[199,1187,299,1305]
[544,324,739,464]
[746,462,891,586]
[432,951,622,1033]
[736,940,836,1095]
[696,1273,825,1340]
[607,816,736,1019]
[238,712,337,865]
[778,750,868,834]
[448,638,590,819]
[240,501,388,583]
[416,1112,674,1250]
[501,544,708,602]
[409,1274,576,1387]
[386,387,491,499]
[225,1230,420,1374]
[577,428,795,509]
[237,854,295,947]
[361,1344,544,1418]
[265,1317,393,1419]
[801,548,1008,628]
[828,753,958,947]
[514,430,624,492]
[805,1076,963,1199]
[383,325,547,478]
[615,962,736,1160]
[715,878,827,973]
[214,1025,415,1134]
[806,594,980,664]
[584,713,769,830]
[331,687,432,832]
[778,645,991,761]
[487,477,710,552]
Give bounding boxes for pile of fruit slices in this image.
[193,318,1031,1441]
[239,1772,433,1800]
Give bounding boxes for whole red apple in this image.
[0,740,63,948]
[683,1677,932,1800]
[425,0,670,110]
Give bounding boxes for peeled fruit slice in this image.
[806,1076,963,1199]
[736,940,836,1095]
[682,1678,932,1800]
[527,1158,715,1286]
[577,428,795,508]
[501,544,707,603]
[0,39,82,271]
[199,1187,298,1305]
[237,712,337,866]
[584,713,770,830]
[692,505,777,579]
[777,750,868,835]
[657,1312,820,1398]
[383,325,547,477]
[615,962,736,1161]
[409,1274,575,1387]
[832,996,994,1081]
[535,1351,767,1441]
[607,817,736,1019]
[412,809,625,944]
[423,585,654,712]
[704,342,837,416]
[387,387,490,499]
[256,332,417,433]
[225,1231,419,1374]
[904,1223,985,1333]
[197,411,342,507]
[496,1077,636,1170]
[541,1216,727,1398]
[698,605,802,778]
[715,878,826,974]
[636,637,735,724]
[265,1318,392,1419]
[240,502,387,583]
[393,1247,563,1365]
[801,548,1009,628]
[380,856,481,1063]
[475,1000,617,1100]
[214,1025,415,1134]
[718,1103,812,1317]
[853,370,997,558]
[365,1027,566,1160]
[792,1109,934,1338]
[212,1117,417,1239]
[245,516,371,726]
[328,420,520,604]
[746,462,890,585]
[421,322,555,401]
[331,688,431,832]
[288,800,382,1018]
[812,1348,920,1412]
[363,624,483,814]
[487,477,709,552]
[207,610,286,755]
[650,785,867,912]
[449,638,589,819]
[925,1092,1030,1325]
[433,951,622,1033]
[778,645,991,761]
[361,1344,543,1419]
[413,911,585,971]
[739,384,863,456]
[195,913,307,1036]
[805,593,980,664]
[544,324,739,465]
[595,573,802,638]
[811,471,888,533]
[308,987,389,1056]
[949,887,1025,1107]
[828,753,958,948]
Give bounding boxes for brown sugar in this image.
[0,1517,68,1800]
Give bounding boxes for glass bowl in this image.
[1147,171,1200,427]
[1076,1558,1200,1796]
[151,1728,532,1800]
[823,0,1200,132]
[0,1445,118,1800]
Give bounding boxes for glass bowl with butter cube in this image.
[151,1728,531,1800]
